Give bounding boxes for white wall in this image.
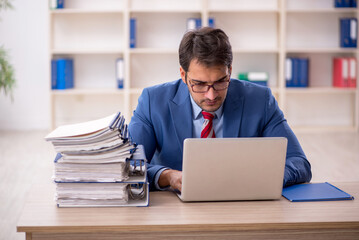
[0,0,50,130]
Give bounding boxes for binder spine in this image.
[130,18,136,48]
[285,58,293,87]
[57,0,64,9]
[116,58,124,89]
[51,59,57,89]
[208,18,215,28]
[340,18,358,48]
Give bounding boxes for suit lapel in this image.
[169,81,193,153]
[223,83,244,137]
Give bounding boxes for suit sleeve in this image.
[262,88,312,187]
[128,89,167,189]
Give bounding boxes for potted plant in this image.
[0,0,15,100]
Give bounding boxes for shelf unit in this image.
[49,0,359,132]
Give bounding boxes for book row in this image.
[286,58,309,88]
[340,18,357,48]
[50,0,357,10]
[333,57,357,88]
[51,57,357,90]
[335,0,357,7]
[130,18,215,48]
[51,58,124,90]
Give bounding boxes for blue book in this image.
[292,58,300,87]
[352,0,357,7]
[196,18,202,29]
[130,18,136,48]
[282,182,354,202]
[116,58,124,89]
[56,59,67,89]
[208,17,215,28]
[65,59,74,89]
[335,0,352,7]
[187,18,202,31]
[53,59,74,90]
[51,59,57,89]
[298,58,309,87]
[335,0,345,7]
[340,18,357,48]
[57,0,64,9]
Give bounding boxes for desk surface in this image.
[17,182,359,239]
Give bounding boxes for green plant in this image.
[0,0,13,11]
[0,0,15,100]
[0,46,15,99]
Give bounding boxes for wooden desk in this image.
[17,182,359,240]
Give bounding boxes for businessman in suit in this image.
[129,27,312,192]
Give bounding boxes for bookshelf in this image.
[49,0,359,132]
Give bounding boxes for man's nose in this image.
[205,86,218,100]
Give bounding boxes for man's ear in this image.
[180,66,187,84]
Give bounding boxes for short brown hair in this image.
[179,27,233,72]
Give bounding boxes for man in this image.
[129,27,312,192]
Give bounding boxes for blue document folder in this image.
[282,182,354,202]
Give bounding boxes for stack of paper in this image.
[45,112,149,207]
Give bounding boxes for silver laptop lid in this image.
[180,137,287,202]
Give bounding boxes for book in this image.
[340,18,357,48]
[208,17,215,28]
[335,0,352,7]
[352,0,357,7]
[51,59,57,89]
[116,58,124,89]
[187,18,202,31]
[333,57,349,87]
[238,72,269,86]
[282,182,354,202]
[348,57,357,88]
[45,112,149,207]
[49,0,64,9]
[286,58,309,87]
[298,58,309,87]
[285,58,293,87]
[130,18,136,48]
[51,58,74,90]
[57,0,64,8]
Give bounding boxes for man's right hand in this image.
[158,169,182,192]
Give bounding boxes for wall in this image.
[0,0,49,130]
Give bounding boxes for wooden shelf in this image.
[49,0,359,131]
[286,9,358,14]
[51,9,124,14]
[292,125,356,133]
[130,9,201,13]
[286,48,358,53]
[129,48,178,54]
[52,49,123,54]
[208,9,279,13]
[285,87,357,94]
[232,48,279,53]
[51,88,125,96]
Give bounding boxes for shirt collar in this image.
[189,95,224,120]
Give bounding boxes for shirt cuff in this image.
[154,167,170,191]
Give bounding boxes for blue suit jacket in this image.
[129,79,312,191]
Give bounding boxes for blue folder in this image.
[282,182,354,202]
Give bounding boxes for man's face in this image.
[180,60,231,112]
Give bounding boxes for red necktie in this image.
[201,111,216,138]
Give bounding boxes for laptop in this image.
[177,137,288,202]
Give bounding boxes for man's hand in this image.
[158,169,182,192]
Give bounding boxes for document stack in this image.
[45,112,149,207]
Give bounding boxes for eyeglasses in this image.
[186,73,230,93]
